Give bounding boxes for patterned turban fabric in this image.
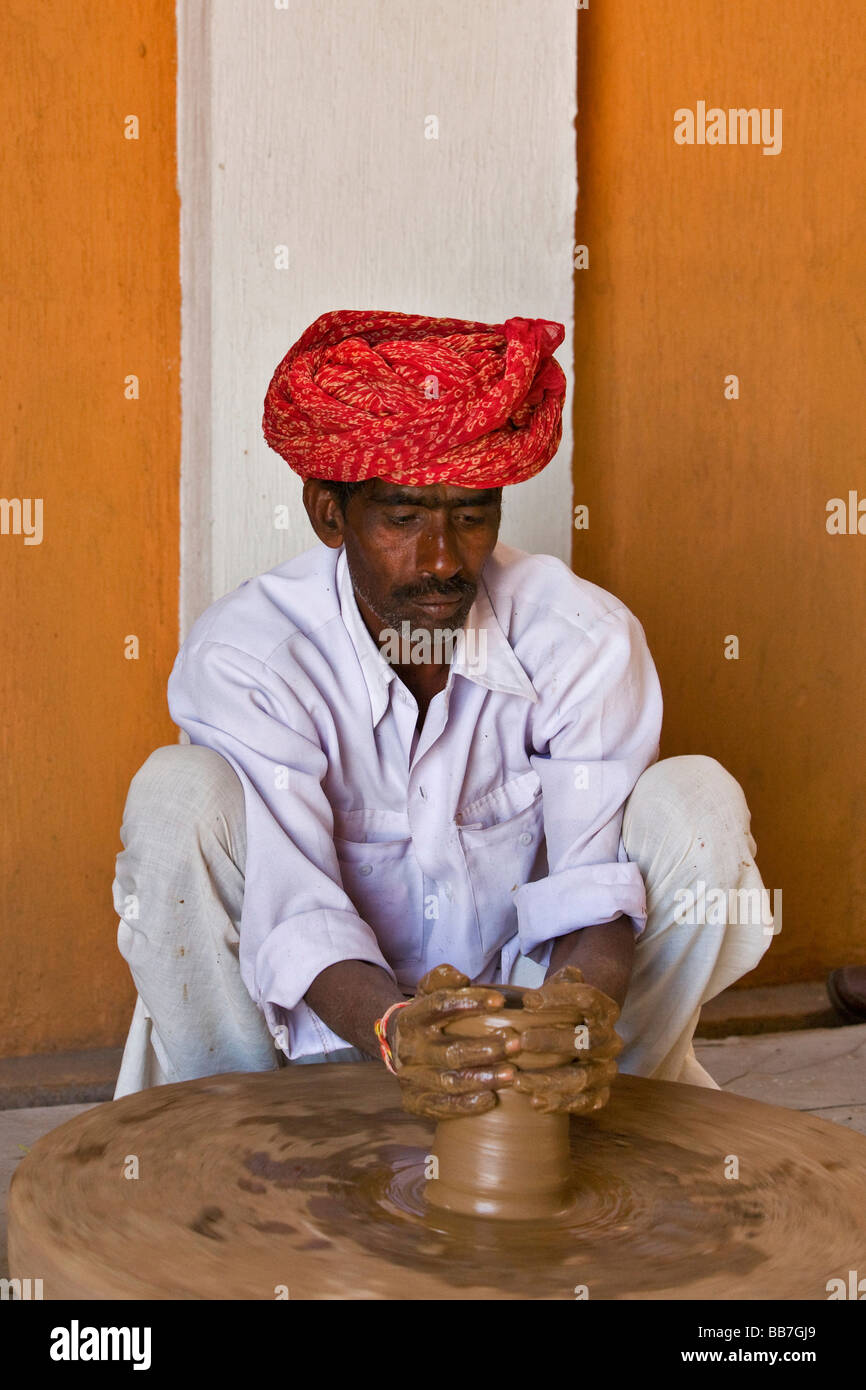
[261,309,566,488]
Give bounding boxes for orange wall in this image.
[0,3,179,1053]
[573,2,866,983]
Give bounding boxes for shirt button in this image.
[519,832,533,846]
[419,786,427,799]
[359,864,373,876]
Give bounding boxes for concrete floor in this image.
[695,1021,866,1129]
[2,1022,865,1280]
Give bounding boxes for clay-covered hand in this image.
[393,964,519,1120]
[511,964,624,1115]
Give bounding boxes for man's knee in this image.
[624,754,750,855]
[114,744,247,958]
[630,753,745,812]
[623,754,770,979]
[125,743,244,830]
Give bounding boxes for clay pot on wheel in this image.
[425,984,593,1221]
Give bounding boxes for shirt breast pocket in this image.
[457,774,546,953]
[333,834,423,966]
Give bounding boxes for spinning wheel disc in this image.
[9,1065,866,1300]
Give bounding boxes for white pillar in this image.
[179,0,577,635]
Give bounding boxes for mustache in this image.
[392,577,477,602]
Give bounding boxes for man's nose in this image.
[415,519,462,577]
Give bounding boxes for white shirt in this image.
[167,542,663,1059]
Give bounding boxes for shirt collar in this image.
[452,572,539,703]
[336,548,396,727]
[335,546,539,727]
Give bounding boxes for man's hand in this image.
[511,964,623,1115]
[393,964,520,1120]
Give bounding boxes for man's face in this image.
[307,479,502,637]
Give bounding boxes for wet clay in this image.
[428,987,578,1219]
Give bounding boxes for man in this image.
[113,308,772,1109]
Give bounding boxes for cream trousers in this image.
[112,747,772,1098]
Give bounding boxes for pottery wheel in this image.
[9,1066,866,1300]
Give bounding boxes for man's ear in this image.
[303,480,346,548]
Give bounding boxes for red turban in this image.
[261,309,566,488]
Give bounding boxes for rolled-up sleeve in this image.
[513,606,663,955]
[167,639,395,1057]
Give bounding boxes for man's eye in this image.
[385,513,419,526]
[456,513,487,526]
